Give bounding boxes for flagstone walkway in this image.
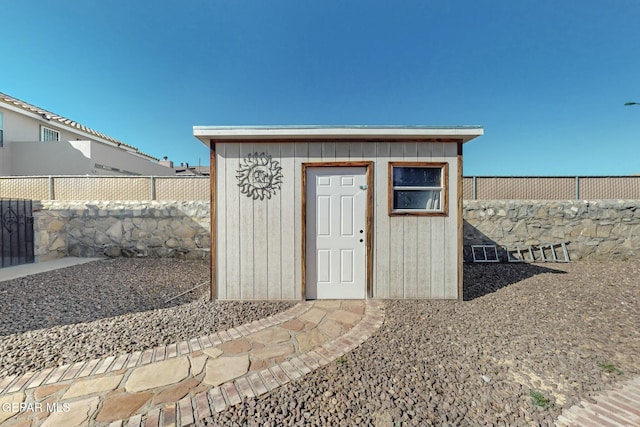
[555,375,640,427]
[0,300,385,427]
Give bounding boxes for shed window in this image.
[389,162,448,216]
[40,126,60,142]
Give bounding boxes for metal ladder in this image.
[503,242,570,263]
[471,245,500,263]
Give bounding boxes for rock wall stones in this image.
[35,201,210,261]
[34,200,640,262]
[464,200,640,261]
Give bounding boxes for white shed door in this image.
[306,167,367,299]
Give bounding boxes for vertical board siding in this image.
[216,144,226,300]
[216,140,459,300]
[402,143,419,298]
[252,142,270,299]
[223,143,241,299]
[388,143,405,298]
[321,142,336,161]
[280,144,296,299]
[378,141,458,299]
[239,143,255,299]
[308,142,322,161]
[267,143,283,299]
[430,143,447,298]
[335,141,350,160]
[370,143,388,298]
[417,143,433,298]
[350,142,364,160]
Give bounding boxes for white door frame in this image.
[301,162,373,300]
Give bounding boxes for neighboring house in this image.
[0,91,175,176]
[193,125,483,301]
[175,164,210,176]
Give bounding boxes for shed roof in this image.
[193,125,483,145]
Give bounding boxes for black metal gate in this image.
[0,199,35,268]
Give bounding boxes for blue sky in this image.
[2,1,639,175]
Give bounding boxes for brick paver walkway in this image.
[0,300,384,427]
[556,376,640,427]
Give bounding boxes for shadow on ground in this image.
[462,219,568,300]
[463,262,566,301]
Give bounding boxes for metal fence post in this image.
[150,176,156,200]
[472,176,478,200]
[575,176,580,200]
[48,176,54,200]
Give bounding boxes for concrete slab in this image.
[0,257,104,283]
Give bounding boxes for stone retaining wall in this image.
[35,201,210,261]
[464,200,640,261]
[34,200,640,262]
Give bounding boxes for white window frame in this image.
[388,162,448,216]
[40,126,60,142]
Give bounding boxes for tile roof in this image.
[0,91,159,161]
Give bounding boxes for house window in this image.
[40,126,60,142]
[389,162,448,216]
[0,112,3,147]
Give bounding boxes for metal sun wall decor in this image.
[236,152,283,200]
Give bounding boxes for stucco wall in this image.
[1,107,62,142]
[5,141,92,175]
[89,142,175,176]
[0,105,174,176]
[464,200,640,261]
[3,140,174,176]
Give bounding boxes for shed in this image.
[193,126,483,301]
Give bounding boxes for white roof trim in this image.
[193,125,483,144]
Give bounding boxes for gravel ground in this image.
[0,258,293,377]
[2,259,639,426]
[202,261,640,427]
